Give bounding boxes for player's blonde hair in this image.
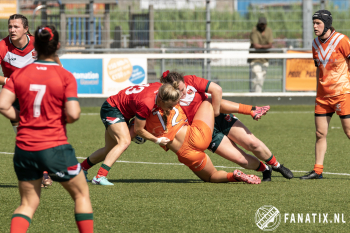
[158,83,181,103]
[158,83,181,129]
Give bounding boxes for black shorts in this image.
[100,101,127,129]
[208,113,238,153]
[14,144,80,182]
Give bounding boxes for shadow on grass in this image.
[109,179,201,184]
[0,183,17,188]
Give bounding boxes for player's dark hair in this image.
[8,14,31,35]
[160,71,184,91]
[34,25,59,58]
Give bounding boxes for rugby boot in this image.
[233,169,261,184]
[92,176,114,185]
[262,165,272,182]
[300,170,323,180]
[41,171,53,188]
[272,164,293,179]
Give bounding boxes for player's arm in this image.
[316,67,320,90]
[207,82,222,117]
[0,88,19,121]
[0,76,9,85]
[65,100,80,123]
[134,117,170,146]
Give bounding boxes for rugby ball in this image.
[133,135,147,144]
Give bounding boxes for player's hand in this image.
[157,137,170,146]
[250,105,270,121]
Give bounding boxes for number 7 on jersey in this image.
[29,84,46,117]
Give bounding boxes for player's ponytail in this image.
[34,25,59,59]
[160,71,184,89]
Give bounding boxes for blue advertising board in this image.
[61,59,103,94]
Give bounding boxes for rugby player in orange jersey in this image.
[301,10,350,179]
[0,26,93,233]
[160,71,293,181]
[144,83,261,184]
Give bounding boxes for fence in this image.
[2,0,348,49]
[56,52,314,95]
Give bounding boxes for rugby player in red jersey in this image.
[80,82,172,185]
[160,71,293,181]
[0,14,62,187]
[0,26,93,233]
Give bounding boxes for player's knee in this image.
[119,138,131,150]
[315,130,327,139]
[246,138,261,151]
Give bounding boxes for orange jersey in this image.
[312,31,350,99]
[145,104,188,142]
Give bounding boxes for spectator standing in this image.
[248,17,273,92]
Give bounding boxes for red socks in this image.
[255,161,267,172]
[10,214,31,233]
[265,155,280,168]
[81,157,95,171]
[96,164,111,178]
[75,213,94,233]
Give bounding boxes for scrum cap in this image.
[313,10,332,37]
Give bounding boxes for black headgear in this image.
[313,10,332,37]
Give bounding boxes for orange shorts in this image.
[176,120,212,172]
[315,94,350,117]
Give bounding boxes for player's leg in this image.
[192,154,261,184]
[300,114,332,179]
[60,171,93,233]
[227,120,293,179]
[92,122,131,185]
[192,100,214,132]
[10,179,41,233]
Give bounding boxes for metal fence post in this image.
[206,0,211,81]
[89,0,94,53]
[282,49,287,92]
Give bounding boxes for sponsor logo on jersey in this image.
[187,89,194,95]
[56,171,65,178]
[36,66,47,70]
[225,114,232,122]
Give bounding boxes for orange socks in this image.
[314,164,324,175]
[227,172,239,182]
[238,104,253,115]
[75,213,94,233]
[10,214,31,233]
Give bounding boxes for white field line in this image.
[1,152,347,176]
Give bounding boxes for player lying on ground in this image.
[0,26,93,233]
[144,83,261,184]
[157,71,293,181]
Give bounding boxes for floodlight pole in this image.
[206,0,211,81]
[320,0,326,10]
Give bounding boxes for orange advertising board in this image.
[286,50,316,91]
[0,0,17,19]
